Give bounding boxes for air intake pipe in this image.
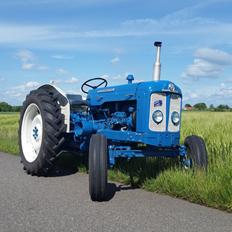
[152,41,162,81]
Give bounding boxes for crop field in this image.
[0,112,232,211]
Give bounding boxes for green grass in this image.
[0,113,19,154]
[0,112,231,211]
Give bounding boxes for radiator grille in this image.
[149,93,166,132]
[168,94,181,132]
[149,93,181,132]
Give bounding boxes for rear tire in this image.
[89,134,108,201]
[184,135,208,170]
[19,88,66,175]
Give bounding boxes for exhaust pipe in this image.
[153,41,162,81]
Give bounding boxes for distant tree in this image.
[11,106,21,112]
[216,104,230,112]
[209,104,214,111]
[0,102,21,112]
[185,103,192,108]
[0,102,12,112]
[193,103,207,111]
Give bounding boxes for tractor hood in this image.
[87,80,182,106]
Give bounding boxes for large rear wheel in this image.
[19,88,66,175]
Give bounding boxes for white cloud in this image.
[25,81,40,88]
[56,68,69,75]
[1,3,232,51]
[22,63,35,70]
[183,81,232,106]
[182,58,223,78]
[16,49,35,70]
[183,90,206,103]
[223,79,232,84]
[205,84,232,106]
[182,48,232,79]
[217,85,232,96]
[6,81,41,99]
[51,55,74,60]
[16,50,34,63]
[65,77,79,83]
[37,65,49,71]
[195,48,232,65]
[112,74,124,80]
[220,82,225,87]
[12,81,40,90]
[111,57,120,64]
[15,49,49,71]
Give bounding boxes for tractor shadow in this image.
[113,157,178,185]
[105,157,179,201]
[47,153,178,201]
[47,152,88,177]
[104,183,139,201]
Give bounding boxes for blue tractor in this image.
[19,42,208,201]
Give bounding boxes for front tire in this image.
[89,134,108,201]
[19,88,66,175]
[183,135,208,170]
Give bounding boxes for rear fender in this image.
[38,84,70,132]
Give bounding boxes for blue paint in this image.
[70,77,183,166]
[108,145,179,166]
[126,74,134,84]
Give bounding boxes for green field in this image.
[0,112,232,211]
[0,113,19,155]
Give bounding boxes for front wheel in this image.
[89,134,108,201]
[182,135,208,170]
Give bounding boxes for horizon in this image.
[0,0,232,106]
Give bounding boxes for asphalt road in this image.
[0,152,231,232]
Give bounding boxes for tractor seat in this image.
[66,94,87,106]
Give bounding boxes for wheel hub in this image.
[182,158,192,169]
[32,126,39,140]
[21,104,43,163]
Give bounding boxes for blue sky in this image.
[0,0,232,106]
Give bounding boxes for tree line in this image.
[0,102,21,112]
[185,103,232,112]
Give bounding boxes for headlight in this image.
[152,110,163,124]
[171,111,180,125]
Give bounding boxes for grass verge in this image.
[0,113,19,155]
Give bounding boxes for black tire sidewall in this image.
[89,134,108,201]
[184,135,208,169]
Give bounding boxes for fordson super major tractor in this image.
[19,42,208,201]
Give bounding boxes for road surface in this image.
[0,152,231,232]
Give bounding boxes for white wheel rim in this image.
[21,103,43,163]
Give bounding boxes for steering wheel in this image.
[81,77,108,94]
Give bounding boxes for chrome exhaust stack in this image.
[153,41,162,81]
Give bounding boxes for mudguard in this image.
[38,84,71,132]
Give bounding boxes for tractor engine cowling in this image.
[70,80,182,150]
